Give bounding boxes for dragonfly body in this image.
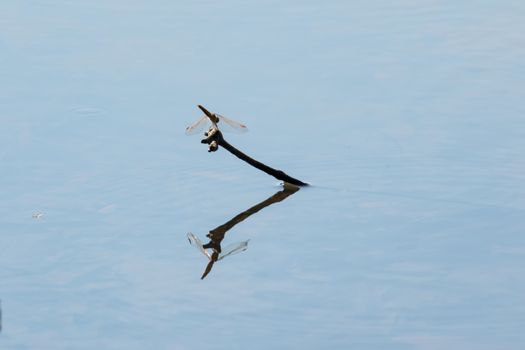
[197,104,219,123]
[185,105,248,135]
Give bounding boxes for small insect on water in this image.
[185,105,248,135]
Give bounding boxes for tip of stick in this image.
[283,182,301,191]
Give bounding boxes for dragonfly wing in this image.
[215,114,248,134]
[217,240,249,261]
[185,116,210,135]
[187,232,212,259]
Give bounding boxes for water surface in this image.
[1,1,525,349]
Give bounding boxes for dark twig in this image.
[201,128,308,187]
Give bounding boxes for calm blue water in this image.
[1,1,525,349]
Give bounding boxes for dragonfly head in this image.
[208,140,219,152]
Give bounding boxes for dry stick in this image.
[202,129,308,187]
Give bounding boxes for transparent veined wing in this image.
[187,232,212,260]
[185,116,211,136]
[215,114,248,134]
[218,240,249,261]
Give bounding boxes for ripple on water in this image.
[70,107,107,117]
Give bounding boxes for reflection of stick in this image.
[199,186,300,279]
[202,129,308,187]
[208,186,299,243]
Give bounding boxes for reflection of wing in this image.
[218,240,249,261]
[187,233,212,259]
[185,116,210,135]
[216,114,248,134]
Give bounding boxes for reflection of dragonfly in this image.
[187,186,300,279]
[185,105,248,135]
[187,233,249,261]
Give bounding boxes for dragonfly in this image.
[187,232,249,261]
[185,105,248,136]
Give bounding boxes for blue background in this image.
[1,1,525,349]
